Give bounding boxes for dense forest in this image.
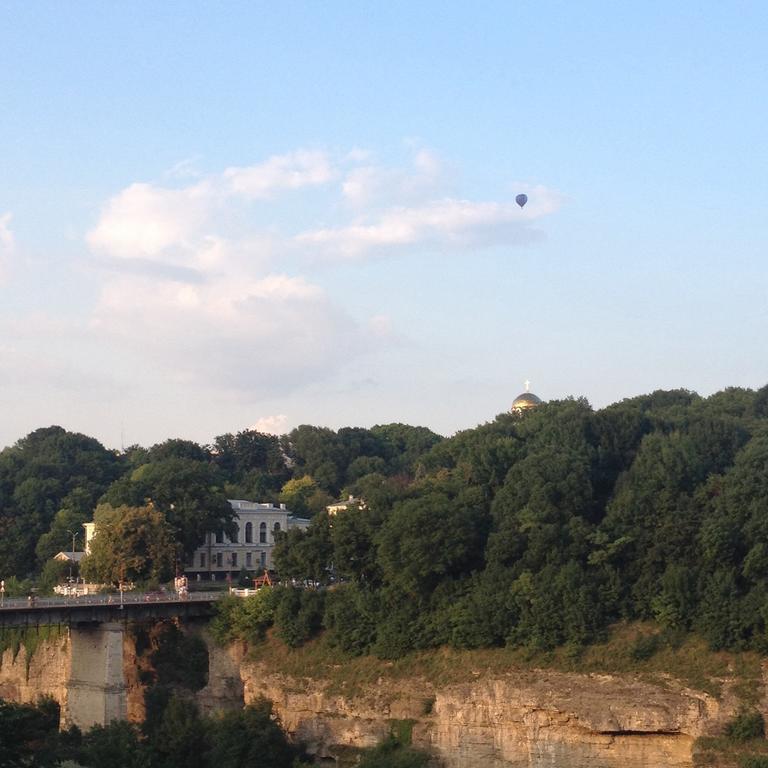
[0,696,429,768]
[263,386,768,656]
[3,385,768,657]
[0,422,441,588]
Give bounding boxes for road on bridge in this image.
[0,591,224,610]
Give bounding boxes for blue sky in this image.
[1,1,766,449]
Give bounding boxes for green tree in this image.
[0,426,120,578]
[102,458,232,559]
[376,489,488,596]
[273,513,334,584]
[206,699,295,768]
[148,697,209,768]
[210,590,278,645]
[77,720,150,768]
[323,583,378,655]
[80,503,176,585]
[0,697,62,768]
[278,475,322,517]
[273,586,325,647]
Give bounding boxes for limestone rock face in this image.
[0,634,70,710]
[0,631,748,768]
[238,663,731,768]
[194,635,246,717]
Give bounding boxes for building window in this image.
[245,522,253,543]
[231,552,238,568]
[200,553,206,568]
[215,530,224,544]
[231,524,239,544]
[259,522,267,544]
[216,553,223,568]
[273,522,281,538]
[260,551,267,568]
[246,552,252,568]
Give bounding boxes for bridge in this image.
[0,591,226,730]
[0,591,222,628]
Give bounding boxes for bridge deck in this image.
[0,592,223,628]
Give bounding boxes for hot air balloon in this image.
[515,193,528,208]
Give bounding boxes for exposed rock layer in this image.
[0,633,70,709]
[0,629,749,767]
[235,656,736,768]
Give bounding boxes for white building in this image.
[326,495,365,515]
[186,500,310,580]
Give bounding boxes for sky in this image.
[1,1,767,450]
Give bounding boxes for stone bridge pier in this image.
[62,623,127,729]
[0,595,216,729]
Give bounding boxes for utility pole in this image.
[66,530,78,582]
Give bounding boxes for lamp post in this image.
[66,530,79,582]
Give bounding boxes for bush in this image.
[726,710,765,742]
[274,587,325,648]
[323,584,377,655]
[741,758,768,768]
[356,735,430,768]
[631,633,661,661]
[210,589,278,645]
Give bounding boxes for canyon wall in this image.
[234,654,735,768]
[0,626,752,767]
[0,631,70,710]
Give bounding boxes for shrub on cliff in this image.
[273,586,325,648]
[323,583,378,655]
[726,710,765,742]
[210,589,278,645]
[356,735,430,768]
[741,758,768,768]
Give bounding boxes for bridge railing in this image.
[0,591,224,611]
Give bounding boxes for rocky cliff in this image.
[0,627,754,767]
[231,653,741,768]
[0,631,70,709]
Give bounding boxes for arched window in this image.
[259,522,267,544]
[245,522,253,543]
[230,524,239,544]
[215,530,224,544]
[273,522,281,538]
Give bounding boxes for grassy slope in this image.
[246,621,763,702]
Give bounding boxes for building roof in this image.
[54,551,86,563]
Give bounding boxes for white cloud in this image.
[297,189,560,259]
[341,148,445,208]
[250,414,288,435]
[368,314,393,338]
[79,148,558,401]
[86,150,337,267]
[90,266,364,393]
[86,181,213,260]
[0,212,14,281]
[224,150,335,198]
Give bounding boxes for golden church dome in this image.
[511,381,542,412]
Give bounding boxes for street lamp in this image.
[66,530,79,582]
